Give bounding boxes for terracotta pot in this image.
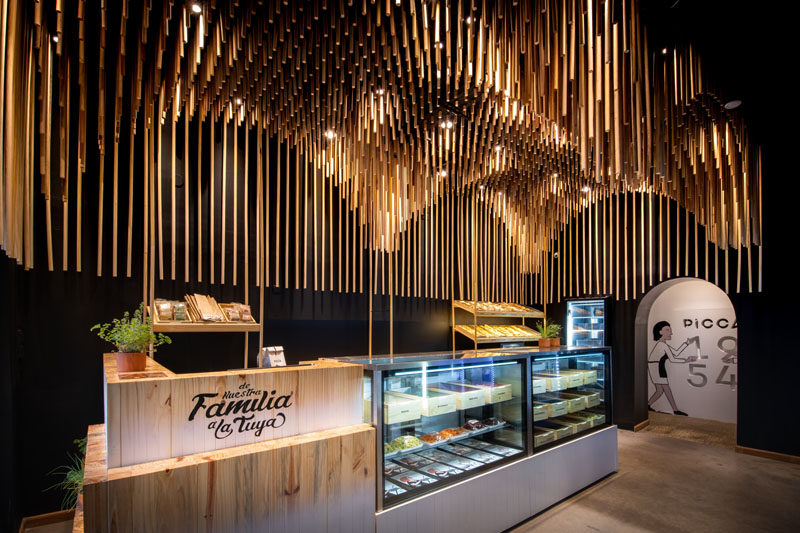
[538,337,551,348]
[551,337,561,347]
[116,352,147,372]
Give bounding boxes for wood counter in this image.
[103,355,364,467]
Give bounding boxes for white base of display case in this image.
[375,426,618,533]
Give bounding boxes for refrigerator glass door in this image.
[567,299,605,347]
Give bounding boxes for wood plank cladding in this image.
[1,1,762,304]
[80,422,375,533]
[102,354,363,468]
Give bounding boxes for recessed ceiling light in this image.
[661,48,668,55]
[724,100,742,110]
[235,97,242,105]
[582,186,590,193]
[191,3,202,14]
[446,120,454,129]
[495,145,502,152]
[325,129,336,139]
[466,16,472,24]
[376,88,385,95]
[553,172,558,178]
[52,35,59,43]
[479,185,484,190]
[439,170,448,177]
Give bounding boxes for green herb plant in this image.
[535,319,562,339]
[91,302,171,353]
[47,437,87,510]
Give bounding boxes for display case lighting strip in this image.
[394,361,516,376]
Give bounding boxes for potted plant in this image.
[535,319,562,348]
[91,302,171,372]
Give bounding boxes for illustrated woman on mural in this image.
[648,321,695,416]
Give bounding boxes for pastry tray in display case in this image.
[333,345,612,511]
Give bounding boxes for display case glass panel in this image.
[567,298,608,347]
[380,358,526,507]
[532,351,609,449]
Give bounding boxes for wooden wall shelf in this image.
[452,300,545,318]
[454,324,540,344]
[151,314,261,333]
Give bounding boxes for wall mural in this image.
[647,279,737,423]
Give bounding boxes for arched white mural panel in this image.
[647,279,737,423]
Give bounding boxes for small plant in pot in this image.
[91,302,171,372]
[535,319,562,348]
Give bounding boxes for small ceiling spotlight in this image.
[661,47,668,55]
[724,99,742,110]
[436,42,444,49]
[479,185,485,190]
[465,16,472,25]
[52,35,59,43]
[440,120,454,129]
[235,97,242,105]
[553,172,559,178]
[495,144,502,152]
[439,170,448,177]
[582,185,591,193]
[376,88,385,95]
[191,3,202,14]
[325,129,336,139]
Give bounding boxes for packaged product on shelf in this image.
[420,462,464,479]
[389,387,457,417]
[420,432,448,445]
[552,369,585,388]
[582,407,607,425]
[463,450,502,464]
[481,444,519,457]
[536,420,574,439]
[392,471,437,488]
[531,376,548,395]
[172,302,187,321]
[383,392,423,424]
[384,462,408,476]
[395,454,433,468]
[384,480,407,497]
[155,299,174,321]
[483,416,506,427]
[428,383,485,409]
[534,427,556,446]
[577,369,598,384]
[564,389,601,408]
[534,398,569,418]
[439,427,468,439]
[532,372,570,391]
[468,381,513,403]
[565,411,605,427]
[553,415,592,433]
[533,402,549,421]
[541,392,586,413]
[462,419,485,431]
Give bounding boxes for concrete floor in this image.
[510,430,800,532]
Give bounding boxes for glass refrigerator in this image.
[566,297,610,348]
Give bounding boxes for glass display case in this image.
[532,351,609,449]
[566,297,610,347]
[337,346,612,511]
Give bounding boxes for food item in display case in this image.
[432,451,484,471]
[439,427,469,439]
[543,392,588,412]
[552,369,585,388]
[532,372,570,391]
[383,392,423,424]
[566,410,605,427]
[583,407,607,425]
[396,454,434,468]
[483,416,506,427]
[533,402,549,421]
[534,427,556,446]
[463,419,485,431]
[571,306,591,317]
[155,300,174,320]
[384,462,408,476]
[384,443,397,455]
[564,389,601,408]
[461,438,492,449]
[535,397,569,417]
[420,432,447,445]
[593,308,604,317]
[482,444,519,457]
[536,420,574,439]
[389,435,424,451]
[421,462,464,479]
[389,387,457,417]
[469,381,513,403]
[392,471,437,488]
[463,450,502,464]
[574,368,598,384]
[384,480,407,497]
[555,415,592,433]
[428,383,485,409]
[532,376,548,394]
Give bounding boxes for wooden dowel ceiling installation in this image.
[0,0,766,316]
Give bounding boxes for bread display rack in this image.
[452,300,545,350]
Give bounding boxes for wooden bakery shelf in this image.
[149,307,260,333]
[454,324,541,344]
[452,300,545,318]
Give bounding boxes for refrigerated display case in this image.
[334,346,614,517]
[566,297,610,348]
